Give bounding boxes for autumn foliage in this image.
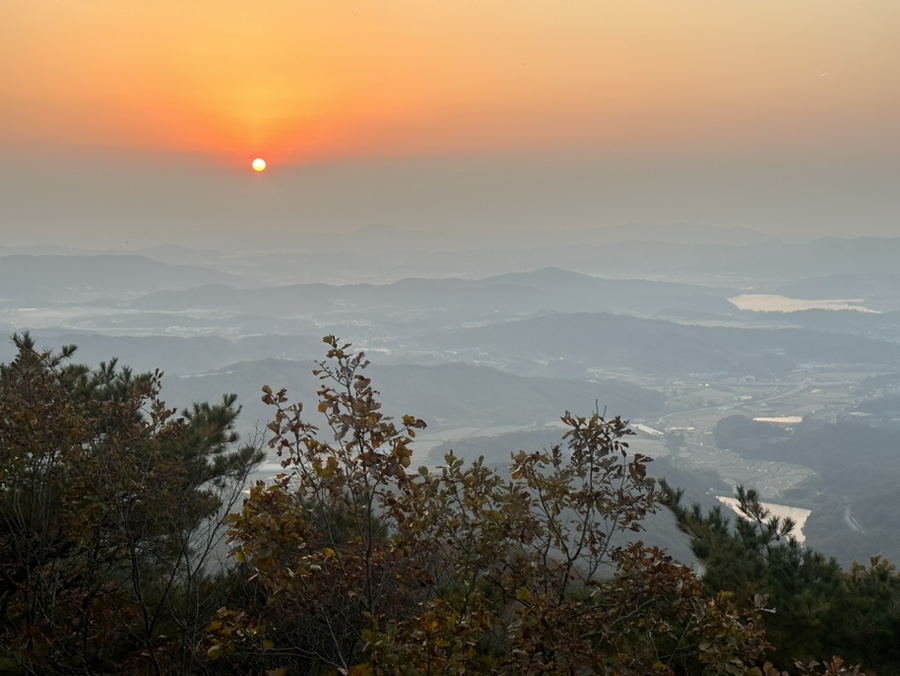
[0,335,882,674]
[210,337,771,674]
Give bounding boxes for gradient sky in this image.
[2,0,899,247]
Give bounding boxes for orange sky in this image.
[3,0,900,244]
[4,0,899,167]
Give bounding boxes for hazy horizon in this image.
[3,150,898,249]
[3,1,899,248]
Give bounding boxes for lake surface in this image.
[716,496,812,544]
[729,294,879,314]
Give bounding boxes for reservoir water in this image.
[729,294,879,314]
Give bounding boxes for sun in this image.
[251,158,267,172]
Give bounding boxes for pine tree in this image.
[664,483,900,672]
[0,333,263,674]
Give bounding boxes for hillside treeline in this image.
[1,336,896,674]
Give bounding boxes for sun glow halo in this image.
[251,157,267,172]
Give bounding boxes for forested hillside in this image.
[714,414,900,566]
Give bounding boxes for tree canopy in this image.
[0,333,262,674]
[1,334,895,674]
[208,337,771,674]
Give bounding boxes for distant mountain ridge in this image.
[0,254,247,302]
[129,267,737,320]
[162,358,666,436]
[7,230,900,289]
[418,311,900,377]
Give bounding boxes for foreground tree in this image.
[211,337,769,674]
[3,333,887,673]
[0,334,263,674]
[665,485,900,674]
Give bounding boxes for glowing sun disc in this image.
[251,158,267,172]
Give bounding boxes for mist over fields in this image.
[5,223,900,565]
